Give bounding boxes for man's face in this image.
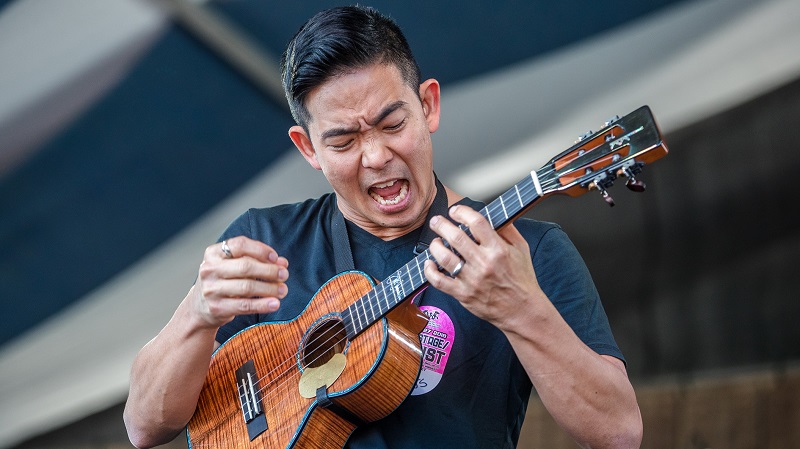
[289,63,441,240]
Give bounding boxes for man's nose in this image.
[361,137,393,169]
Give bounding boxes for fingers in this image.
[425,205,513,288]
[199,269,288,299]
[427,205,492,261]
[210,236,288,266]
[426,236,465,279]
[201,254,288,283]
[425,208,477,291]
[195,236,290,325]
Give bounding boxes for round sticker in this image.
[411,306,455,396]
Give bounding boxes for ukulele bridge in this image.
[236,359,268,440]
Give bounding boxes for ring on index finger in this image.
[450,259,464,278]
[221,240,233,259]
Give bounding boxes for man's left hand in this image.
[424,205,543,330]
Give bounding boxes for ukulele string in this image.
[245,277,404,396]
[245,172,563,405]
[228,275,410,421]
[249,250,433,399]
[195,323,353,437]
[249,174,561,401]
[251,262,429,401]
[200,312,385,439]
[195,167,567,436]
[244,255,436,423]
[195,128,641,441]
[249,180,562,404]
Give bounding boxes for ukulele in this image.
[187,105,668,448]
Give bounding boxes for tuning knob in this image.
[621,167,646,192]
[591,180,616,207]
[601,189,616,206]
[626,178,646,192]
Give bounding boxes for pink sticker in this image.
[411,306,455,396]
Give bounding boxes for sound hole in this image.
[302,318,347,369]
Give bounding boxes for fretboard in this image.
[341,169,546,339]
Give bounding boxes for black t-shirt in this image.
[215,193,622,448]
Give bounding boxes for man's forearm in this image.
[124,290,218,448]
[503,297,642,449]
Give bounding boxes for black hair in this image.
[280,5,421,130]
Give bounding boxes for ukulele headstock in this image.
[539,105,668,206]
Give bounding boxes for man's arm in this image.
[123,288,220,447]
[425,205,642,449]
[123,237,289,448]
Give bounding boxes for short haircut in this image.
[281,6,422,130]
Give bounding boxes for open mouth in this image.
[369,179,409,206]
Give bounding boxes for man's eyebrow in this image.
[321,125,359,140]
[367,100,408,126]
[319,100,409,140]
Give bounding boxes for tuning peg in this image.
[576,130,594,142]
[590,180,616,207]
[601,188,616,206]
[603,115,620,127]
[626,177,646,192]
[620,167,646,192]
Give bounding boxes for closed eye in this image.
[385,118,406,131]
[329,139,354,150]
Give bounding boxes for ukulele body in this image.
[187,271,428,449]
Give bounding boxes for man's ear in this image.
[289,125,322,171]
[419,78,441,133]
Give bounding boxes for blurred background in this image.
[1,0,798,447]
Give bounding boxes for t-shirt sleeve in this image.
[524,221,625,363]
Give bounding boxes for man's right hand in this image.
[193,236,289,328]
[125,236,289,447]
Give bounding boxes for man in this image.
[124,6,642,448]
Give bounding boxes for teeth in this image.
[373,180,397,189]
[370,182,408,206]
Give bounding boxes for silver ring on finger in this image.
[221,240,233,259]
[450,259,464,278]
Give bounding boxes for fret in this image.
[514,184,523,207]
[405,264,414,296]
[364,296,372,329]
[381,280,394,310]
[334,106,667,340]
[352,302,362,336]
[418,253,428,285]
[365,297,376,321]
[367,290,377,322]
[363,292,372,323]
[374,290,383,319]
[342,307,357,339]
[352,301,363,334]
[399,267,408,298]
[382,288,391,315]
[521,178,538,204]
[341,173,543,338]
[414,255,424,284]
[381,286,391,315]
[356,300,366,332]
